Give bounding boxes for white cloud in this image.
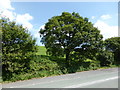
[0,0,14,10]
[0,0,33,30]
[16,13,33,29]
[100,14,112,20]
[1,9,16,21]
[34,25,45,38]
[94,20,118,40]
[34,32,40,38]
[32,27,43,46]
[0,0,15,20]
[40,25,45,29]
[91,16,95,19]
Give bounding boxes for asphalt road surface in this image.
[2,68,118,88]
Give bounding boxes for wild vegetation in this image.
[1,12,119,82]
[1,18,37,81]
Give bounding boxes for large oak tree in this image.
[39,12,103,65]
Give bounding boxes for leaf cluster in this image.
[1,18,37,81]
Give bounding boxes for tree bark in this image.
[66,51,70,67]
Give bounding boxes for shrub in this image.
[1,18,37,81]
[97,51,114,66]
[82,59,100,69]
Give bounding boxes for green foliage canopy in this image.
[1,18,37,80]
[39,12,103,64]
[105,37,120,64]
[97,50,114,66]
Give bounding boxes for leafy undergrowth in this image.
[2,55,118,83]
[2,46,119,83]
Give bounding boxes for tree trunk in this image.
[66,51,70,67]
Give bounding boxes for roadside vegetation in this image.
[1,12,119,83]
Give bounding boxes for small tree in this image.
[1,18,37,81]
[105,37,120,65]
[39,12,103,65]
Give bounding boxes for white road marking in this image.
[64,76,118,88]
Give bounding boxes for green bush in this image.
[1,18,37,81]
[81,59,100,69]
[105,37,120,65]
[97,51,114,66]
[29,55,63,76]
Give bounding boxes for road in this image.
[2,68,118,88]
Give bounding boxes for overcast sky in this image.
[0,0,118,46]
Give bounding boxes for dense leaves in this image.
[1,18,37,81]
[97,51,114,66]
[105,37,120,65]
[39,12,103,65]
